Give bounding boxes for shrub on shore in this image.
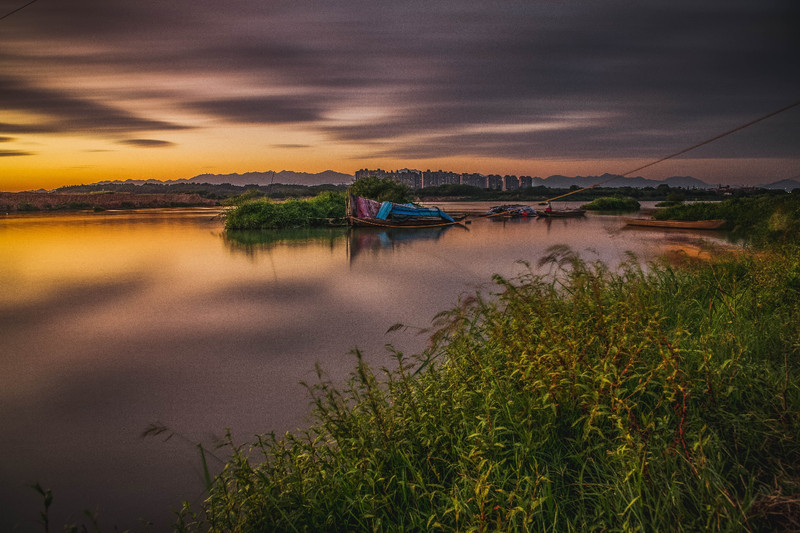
[581,196,640,211]
[655,194,800,243]
[349,176,413,204]
[223,192,346,230]
[178,244,800,532]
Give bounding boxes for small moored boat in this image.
[347,194,462,228]
[485,204,537,218]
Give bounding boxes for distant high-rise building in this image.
[355,168,391,180]
[393,168,423,189]
[461,173,487,188]
[423,170,461,188]
[487,175,503,190]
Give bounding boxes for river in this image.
[0,203,736,531]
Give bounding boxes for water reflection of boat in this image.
[347,226,455,262]
[347,194,463,228]
[624,218,726,230]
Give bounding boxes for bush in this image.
[16,202,40,212]
[222,189,265,207]
[581,196,640,211]
[224,192,346,230]
[349,176,413,204]
[655,194,800,244]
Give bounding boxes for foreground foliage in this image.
[179,245,800,532]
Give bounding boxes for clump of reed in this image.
[223,191,346,230]
[178,244,800,532]
[581,196,640,211]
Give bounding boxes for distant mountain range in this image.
[760,178,800,191]
[90,170,800,191]
[94,170,354,188]
[531,173,712,189]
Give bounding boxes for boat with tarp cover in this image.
[347,194,463,228]
[485,204,537,219]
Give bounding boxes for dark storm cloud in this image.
[300,0,798,161]
[0,75,190,135]
[2,0,798,163]
[185,96,326,124]
[116,139,176,148]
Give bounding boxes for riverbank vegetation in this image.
[656,193,800,243]
[0,191,216,212]
[223,191,346,230]
[349,176,413,204]
[175,215,800,531]
[580,196,640,211]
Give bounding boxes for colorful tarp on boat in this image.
[376,202,455,223]
[355,196,382,218]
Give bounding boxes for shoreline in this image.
[0,191,218,213]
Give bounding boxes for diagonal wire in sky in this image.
[0,0,38,21]
[546,98,800,202]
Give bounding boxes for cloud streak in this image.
[0,75,190,135]
[116,139,176,148]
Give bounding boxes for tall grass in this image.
[178,245,800,532]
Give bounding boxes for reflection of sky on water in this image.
[0,207,738,531]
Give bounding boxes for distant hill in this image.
[85,171,736,190]
[762,179,800,191]
[95,170,354,188]
[187,170,354,186]
[535,173,713,189]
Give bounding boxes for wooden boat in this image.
[624,218,726,230]
[537,208,586,218]
[347,194,463,228]
[485,204,537,219]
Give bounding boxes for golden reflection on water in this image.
[0,209,355,307]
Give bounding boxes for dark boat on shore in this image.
[347,194,463,228]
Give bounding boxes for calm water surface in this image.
[0,204,736,530]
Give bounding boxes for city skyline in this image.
[1,0,798,191]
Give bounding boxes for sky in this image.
[1,0,798,191]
